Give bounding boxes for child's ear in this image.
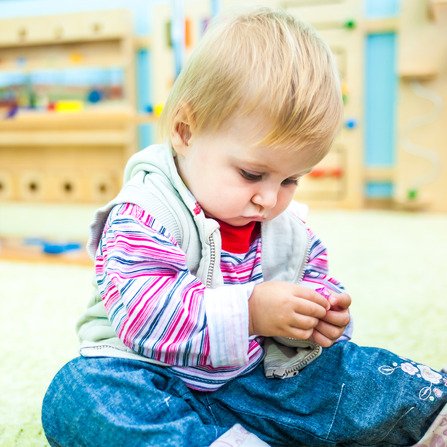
[171,105,195,155]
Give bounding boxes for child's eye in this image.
[281,178,299,186]
[240,169,263,181]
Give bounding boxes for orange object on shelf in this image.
[309,167,344,178]
[330,167,343,178]
[309,168,326,178]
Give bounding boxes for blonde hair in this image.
[160,7,343,158]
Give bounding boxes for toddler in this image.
[42,8,447,446]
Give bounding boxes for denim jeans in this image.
[42,341,447,447]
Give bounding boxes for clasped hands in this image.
[248,281,351,348]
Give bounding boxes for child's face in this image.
[174,116,317,226]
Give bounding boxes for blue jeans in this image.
[42,342,447,447]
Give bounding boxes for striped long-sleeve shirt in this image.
[96,202,346,391]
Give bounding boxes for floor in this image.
[1,208,446,446]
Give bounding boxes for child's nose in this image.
[252,188,278,210]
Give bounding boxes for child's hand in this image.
[310,292,351,348]
[248,281,330,338]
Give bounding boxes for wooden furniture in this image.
[0,10,154,204]
[395,0,447,211]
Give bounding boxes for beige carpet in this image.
[1,210,446,446]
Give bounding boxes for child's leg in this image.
[412,402,447,446]
[211,424,270,446]
[41,356,225,447]
[201,342,447,446]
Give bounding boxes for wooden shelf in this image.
[400,68,439,82]
[0,10,132,47]
[365,166,395,182]
[0,130,134,146]
[0,107,155,146]
[364,18,399,34]
[0,107,156,130]
[428,0,447,23]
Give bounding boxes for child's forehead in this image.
[218,113,293,150]
[219,113,304,149]
[202,113,324,172]
[220,113,268,136]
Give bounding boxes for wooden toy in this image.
[0,237,91,265]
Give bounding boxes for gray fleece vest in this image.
[77,144,321,378]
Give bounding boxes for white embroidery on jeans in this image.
[378,360,447,401]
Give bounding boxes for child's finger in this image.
[314,319,346,340]
[310,329,334,348]
[322,309,351,328]
[292,297,328,319]
[295,287,331,310]
[328,292,351,310]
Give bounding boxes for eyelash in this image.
[239,170,299,186]
[282,178,299,186]
[240,169,262,181]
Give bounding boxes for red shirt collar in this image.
[216,219,260,254]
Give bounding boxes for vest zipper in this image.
[261,223,324,379]
[206,235,216,287]
[294,343,321,369]
[276,344,322,378]
[283,232,317,348]
[295,231,311,284]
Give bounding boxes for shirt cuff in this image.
[204,283,255,367]
[337,315,354,342]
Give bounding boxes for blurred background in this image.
[0,0,446,446]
